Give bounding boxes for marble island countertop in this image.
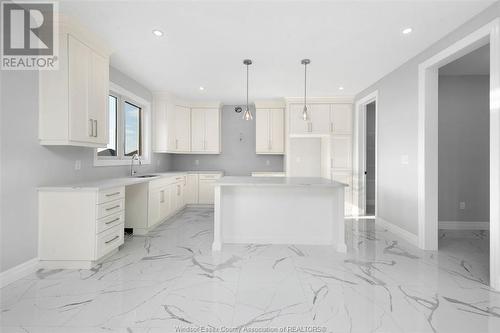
[216,176,347,187]
[38,171,224,191]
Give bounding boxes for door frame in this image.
[354,90,378,217]
[418,18,500,290]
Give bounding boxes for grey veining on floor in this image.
[0,208,499,332]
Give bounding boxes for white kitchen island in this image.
[212,176,347,252]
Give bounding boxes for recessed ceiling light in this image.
[199,86,205,91]
[402,27,413,35]
[338,86,344,91]
[152,29,164,37]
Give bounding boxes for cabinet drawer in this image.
[199,174,221,180]
[96,211,124,234]
[98,187,125,204]
[97,198,124,219]
[95,223,124,259]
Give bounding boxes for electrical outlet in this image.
[266,160,270,166]
[195,159,200,165]
[459,202,466,210]
[74,160,81,170]
[156,159,161,168]
[401,155,409,165]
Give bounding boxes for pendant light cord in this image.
[246,63,249,110]
[304,62,307,107]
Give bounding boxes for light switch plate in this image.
[459,202,466,210]
[74,160,81,170]
[195,159,200,165]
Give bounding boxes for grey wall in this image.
[0,67,171,273]
[438,75,489,222]
[355,2,499,235]
[170,105,284,175]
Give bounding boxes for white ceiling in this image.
[60,0,494,104]
[440,44,490,75]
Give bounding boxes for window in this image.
[95,83,151,166]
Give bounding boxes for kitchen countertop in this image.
[38,171,224,191]
[216,176,347,188]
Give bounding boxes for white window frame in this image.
[94,82,152,167]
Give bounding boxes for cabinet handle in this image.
[89,119,93,137]
[93,120,98,137]
[105,204,120,211]
[176,139,178,149]
[105,192,121,197]
[105,217,120,225]
[160,190,165,203]
[105,235,120,244]
[330,122,333,132]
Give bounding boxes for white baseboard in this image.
[376,217,419,247]
[439,221,489,230]
[0,258,39,288]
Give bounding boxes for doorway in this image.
[438,44,490,283]
[354,91,378,217]
[418,19,500,290]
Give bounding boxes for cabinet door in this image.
[331,135,352,170]
[159,187,170,221]
[198,180,216,204]
[174,106,191,152]
[89,50,109,145]
[256,109,270,153]
[166,103,177,151]
[154,98,168,152]
[185,174,199,204]
[191,108,205,152]
[310,104,330,134]
[68,35,91,143]
[269,108,284,153]
[204,108,220,153]
[148,188,161,227]
[289,104,310,135]
[331,104,352,134]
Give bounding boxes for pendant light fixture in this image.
[301,59,311,121]
[243,59,253,121]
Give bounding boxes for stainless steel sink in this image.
[134,174,158,178]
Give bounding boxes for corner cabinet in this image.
[39,24,111,147]
[153,94,221,154]
[256,108,284,154]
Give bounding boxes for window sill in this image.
[94,159,151,167]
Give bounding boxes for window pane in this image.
[124,101,142,156]
[97,95,118,157]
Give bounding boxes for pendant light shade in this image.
[243,59,253,121]
[301,59,310,121]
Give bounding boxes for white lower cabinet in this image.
[38,186,125,269]
[185,173,223,205]
[126,175,187,235]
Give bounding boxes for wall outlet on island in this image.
[195,159,200,165]
[266,160,270,166]
[74,160,81,170]
[459,202,466,210]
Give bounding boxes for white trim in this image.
[418,18,500,290]
[376,217,419,247]
[439,221,490,230]
[353,91,378,217]
[94,82,152,167]
[0,258,39,288]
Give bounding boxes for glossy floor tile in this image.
[1,208,499,332]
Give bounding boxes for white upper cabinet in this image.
[309,104,331,134]
[191,108,221,154]
[153,94,221,154]
[289,104,310,135]
[39,24,110,147]
[330,104,352,134]
[256,108,284,154]
[174,105,191,152]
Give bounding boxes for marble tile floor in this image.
[1,208,499,333]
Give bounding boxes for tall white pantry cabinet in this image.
[39,20,111,147]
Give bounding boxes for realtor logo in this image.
[1,1,58,70]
